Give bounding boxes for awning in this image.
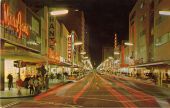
[57,62,72,67]
[70,65,81,68]
[0,49,46,63]
[46,58,71,67]
[135,61,170,67]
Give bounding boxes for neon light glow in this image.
[124,42,133,46]
[80,51,86,55]
[114,52,120,55]
[50,10,68,16]
[67,35,72,61]
[114,33,117,48]
[159,11,170,16]
[0,3,30,38]
[74,41,83,46]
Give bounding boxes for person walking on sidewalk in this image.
[16,78,23,96]
[7,73,13,90]
[28,77,34,95]
[45,75,49,90]
[34,76,39,95]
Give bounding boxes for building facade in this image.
[102,47,114,61]
[0,0,82,91]
[0,0,47,90]
[129,0,170,87]
[129,0,154,63]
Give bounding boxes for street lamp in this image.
[80,51,86,55]
[50,9,69,16]
[74,41,83,46]
[159,11,170,16]
[83,56,88,59]
[124,42,133,46]
[114,52,120,55]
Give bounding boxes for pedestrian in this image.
[28,77,34,95]
[16,78,23,96]
[165,72,169,80]
[34,76,39,95]
[38,77,43,91]
[24,75,30,89]
[7,74,13,90]
[45,75,49,90]
[50,73,54,81]
[152,74,157,85]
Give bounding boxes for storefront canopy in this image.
[136,61,170,67]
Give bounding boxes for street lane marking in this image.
[97,74,137,108]
[59,94,159,103]
[1,101,20,108]
[103,76,159,107]
[107,76,159,107]
[73,76,94,104]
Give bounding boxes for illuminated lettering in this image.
[0,3,30,38]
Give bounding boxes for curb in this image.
[0,81,71,99]
[0,95,36,99]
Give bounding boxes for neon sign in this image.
[68,35,72,61]
[0,3,30,38]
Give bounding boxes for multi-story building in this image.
[102,47,114,61]
[153,0,170,86]
[129,0,154,63]
[129,0,170,87]
[57,11,85,51]
[154,0,170,61]
[0,0,47,90]
[0,0,80,91]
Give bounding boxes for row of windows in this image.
[155,32,170,46]
[155,16,167,26]
[139,30,146,37]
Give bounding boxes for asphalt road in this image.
[2,71,170,108]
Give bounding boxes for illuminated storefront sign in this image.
[0,3,30,38]
[48,48,60,63]
[67,35,72,61]
[48,16,56,49]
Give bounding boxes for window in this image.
[155,32,170,46]
[140,2,144,9]
[140,30,145,37]
[155,16,167,26]
[161,33,169,44]
[140,16,144,22]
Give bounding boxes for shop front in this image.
[0,1,45,91]
[135,61,170,87]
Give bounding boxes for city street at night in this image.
[1,0,170,107]
[1,72,170,107]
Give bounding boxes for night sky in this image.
[83,0,136,66]
[24,0,136,67]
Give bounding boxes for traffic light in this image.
[14,60,26,68]
[14,61,19,67]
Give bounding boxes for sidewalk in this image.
[0,79,65,99]
[112,74,155,85]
